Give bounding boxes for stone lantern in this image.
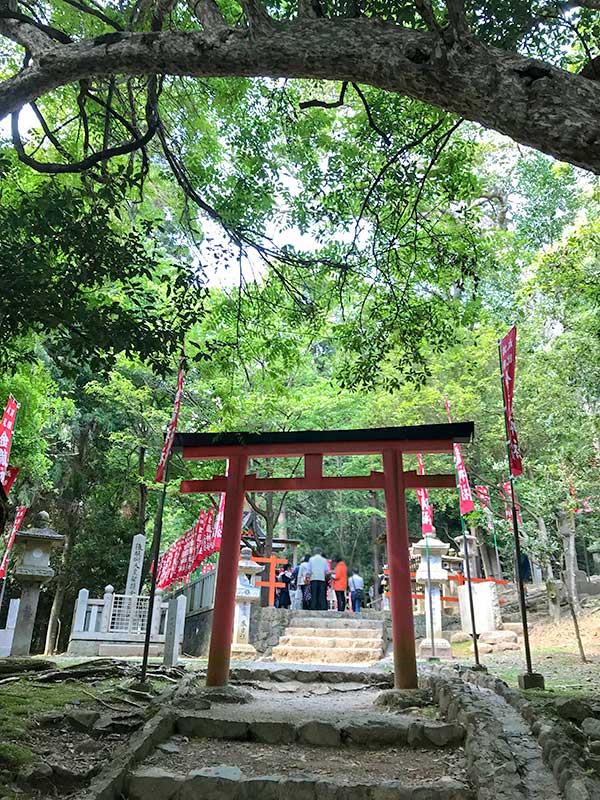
[414,528,452,660]
[11,511,64,657]
[231,547,263,660]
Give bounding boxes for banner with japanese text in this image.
[499,327,523,477]
[501,481,523,526]
[444,399,475,516]
[1,465,19,496]
[0,506,27,579]
[156,506,219,590]
[154,359,185,484]
[0,396,19,486]
[416,453,434,534]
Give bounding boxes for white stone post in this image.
[151,588,163,637]
[414,529,452,660]
[73,588,89,633]
[231,547,263,659]
[125,534,146,596]
[100,585,114,633]
[163,595,187,667]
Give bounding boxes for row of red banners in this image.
[155,488,226,590]
[0,396,19,492]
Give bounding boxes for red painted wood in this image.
[206,454,248,687]
[254,555,288,606]
[382,449,418,689]
[180,471,455,495]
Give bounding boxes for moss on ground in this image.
[0,679,96,739]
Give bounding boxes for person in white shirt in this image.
[349,568,365,613]
[307,547,329,611]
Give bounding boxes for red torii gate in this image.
[174,422,474,690]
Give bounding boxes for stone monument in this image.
[163,594,187,667]
[414,528,452,660]
[11,511,64,657]
[231,546,263,660]
[125,533,146,596]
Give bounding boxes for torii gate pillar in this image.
[206,455,248,686]
[383,450,418,689]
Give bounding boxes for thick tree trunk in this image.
[1,21,600,172]
[44,519,76,655]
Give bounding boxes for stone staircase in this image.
[271,613,385,665]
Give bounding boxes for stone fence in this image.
[67,585,170,657]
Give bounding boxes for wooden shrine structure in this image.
[174,422,474,689]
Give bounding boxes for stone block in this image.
[501,622,524,634]
[369,781,414,800]
[422,722,465,747]
[343,721,409,746]
[176,714,249,740]
[479,630,517,644]
[450,631,471,643]
[555,698,593,722]
[517,673,545,690]
[195,685,252,704]
[472,643,493,654]
[250,721,296,744]
[180,767,242,800]
[297,720,341,747]
[374,689,432,709]
[495,641,521,651]
[407,722,425,746]
[418,638,453,660]
[65,709,100,732]
[127,768,183,800]
[239,776,281,800]
[582,717,600,740]
[279,776,317,800]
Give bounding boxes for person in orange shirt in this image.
[333,555,348,612]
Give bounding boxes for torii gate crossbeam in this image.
[173,422,474,689]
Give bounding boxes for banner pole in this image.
[140,455,170,685]
[497,340,542,688]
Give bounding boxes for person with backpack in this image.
[349,567,365,613]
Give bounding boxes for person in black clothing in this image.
[278,563,293,609]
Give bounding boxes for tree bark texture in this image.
[1,21,600,172]
[558,510,580,613]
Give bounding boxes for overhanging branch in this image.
[0,20,599,173]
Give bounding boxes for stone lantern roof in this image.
[15,511,64,546]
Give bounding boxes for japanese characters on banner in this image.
[444,399,475,516]
[499,326,523,477]
[0,396,19,486]
[0,506,27,579]
[1,466,19,496]
[475,485,494,532]
[416,453,434,534]
[501,481,523,527]
[154,359,185,484]
[156,507,219,590]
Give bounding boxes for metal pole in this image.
[140,456,170,685]
[498,340,535,679]
[459,512,480,667]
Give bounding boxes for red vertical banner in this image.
[415,453,434,534]
[0,506,27,578]
[154,359,185,484]
[501,481,523,525]
[499,327,523,477]
[1,466,19,495]
[0,396,20,486]
[444,399,475,515]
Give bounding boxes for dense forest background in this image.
[0,81,598,651]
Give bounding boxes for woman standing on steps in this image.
[333,555,348,612]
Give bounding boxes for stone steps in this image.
[271,644,382,663]
[277,635,383,650]
[289,616,384,630]
[284,626,381,639]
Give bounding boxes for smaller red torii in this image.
[174,422,474,689]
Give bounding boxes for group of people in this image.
[275,548,365,612]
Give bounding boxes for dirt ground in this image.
[143,736,468,785]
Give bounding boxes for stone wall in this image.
[250,607,292,655]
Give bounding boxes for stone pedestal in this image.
[458,581,500,635]
[10,512,64,657]
[163,595,187,667]
[414,530,452,660]
[231,547,263,660]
